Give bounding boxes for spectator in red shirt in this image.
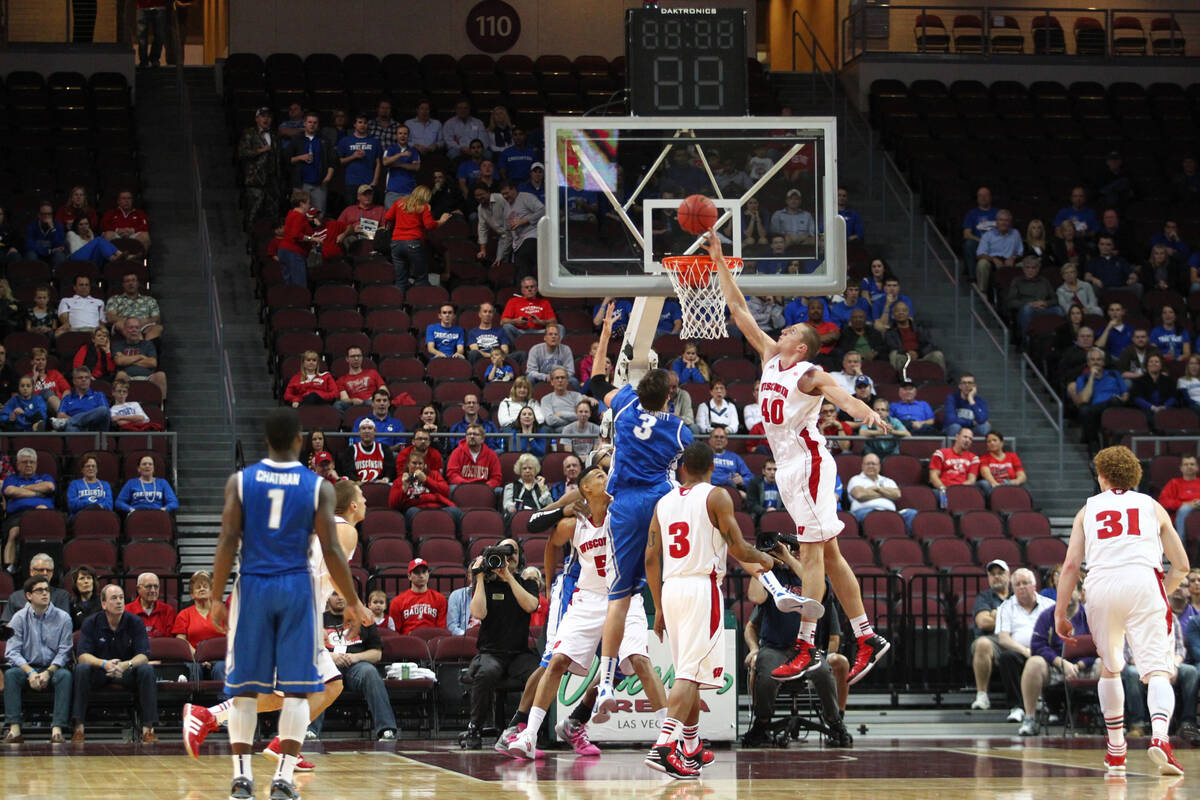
[73,327,116,381]
[817,401,853,454]
[806,298,840,364]
[1161,454,1200,536]
[382,185,452,289]
[929,428,981,508]
[171,570,225,683]
[278,189,317,286]
[447,423,503,491]
[521,565,550,627]
[979,431,1027,499]
[389,450,461,525]
[335,185,386,252]
[334,346,385,416]
[387,558,448,634]
[125,572,176,638]
[56,185,98,231]
[27,346,69,415]
[283,350,339,407]
[500,277,557,341]
[393,428,444,477]
[101,189,151,249]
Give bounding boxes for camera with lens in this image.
[756,530,799,552]
[476,543,516,573]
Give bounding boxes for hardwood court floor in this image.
[0,738,1195,799]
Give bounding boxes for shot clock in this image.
[626,7,748,117]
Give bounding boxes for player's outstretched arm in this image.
[709,486,773,575]
[1054,509,1086,643]
[645,513,666,641]
[591,304,622,405]
[544,517,575,589]
[1156,500,1190,594]
[704,228,778,361]
[315,480,370,636]
[209,473,243,633]
[801,368,887,430]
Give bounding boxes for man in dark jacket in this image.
[237,107,284,231]
[284,111,336,215]
[1006,257,1060,336]
[836,308,887,362]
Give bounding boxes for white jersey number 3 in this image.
[633,413,657,440]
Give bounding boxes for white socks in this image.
[210,699,233,725]
[798,620,817,646]
[228,697,257,784]
[1098,676,1126,754]
[758,570,786,597]
[1147,674,1175,741]
[849,614,874,638]
[655,717,679,747]
[526,707,547,740]
[598,656,618,689]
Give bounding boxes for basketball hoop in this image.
[662,255,743,340]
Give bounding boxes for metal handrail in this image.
[1126,435,1200,458]
[791,9,839,108]
[1020,355,1065,472]
[969,285,1009,403]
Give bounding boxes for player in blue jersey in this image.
[583,307,693,721]
[209,408,370,800]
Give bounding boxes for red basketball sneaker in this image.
[771,641,824,681]
[848,634,891,686]
[261,737,315,772]
[1103,750,1126,774]
[182,703,217,758]
[1148,738,1184,776]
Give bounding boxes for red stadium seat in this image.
[878,538,926,570]
[989,485,1033,513]
[366,538,414,570]
[70,509,121,540]
[17,509,66,543]
[124,509,174,541]
[63,538,117,572]
[409,509,458,540]
[360,483,394,512]
[899,485,938,512]
[460,509,504,540]
[122,541,177,573]
[912,511,957,542]
[361,509,406,541]
[881,455,922,485]
[927,538,973,569]
[452,483,498,509]
[945,485,986,513]
[960,510,1005,540]
[418,538,465,568]
[1007,511,1052,542]
[861,511,908,542]
[1025,536,1067,567]
[976,538,1021,568]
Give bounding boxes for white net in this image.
[662,256,743,340]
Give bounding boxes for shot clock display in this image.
[626,7,748,117]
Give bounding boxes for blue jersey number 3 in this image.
[632,413,656,440]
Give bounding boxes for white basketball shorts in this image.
[775,450,843,543]
[661,574,726,688]
[550,588,649,676]
[1084,568,1176,680]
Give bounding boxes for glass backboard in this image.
[536,116,846,298]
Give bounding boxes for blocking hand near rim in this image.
[706,229,893,686]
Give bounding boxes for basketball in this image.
[677,194,719,235]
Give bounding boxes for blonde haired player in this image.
[706,231,891,685]
[1055,446,1189,776]
[644,441,789,779]
[183,480,366,773]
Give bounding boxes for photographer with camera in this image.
[742,535,852,748]
[461,537,540,748]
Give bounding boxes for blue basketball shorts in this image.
[224,571,323,696]
[606,483,671,601]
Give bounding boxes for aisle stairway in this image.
[773,73,1097,524]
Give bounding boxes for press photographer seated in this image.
[460,538,540,749]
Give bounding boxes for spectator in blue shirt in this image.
[3,574,74,741]
[484,349,514,382]
[351,390,406,449]
[497,126,537,183]
[828,284,872,328]
[756,234,791,275]
[1096,301,1134,358]
[518,162,545,204]
[708,427,753,499]
[889,380,937,434]
[1083,234,1140,297]
[783,295,830,326]
[1152,305,1191,362]
[456,139,487,194]
[115,456,178,514]
[1053,186,1101,240]
[870,277,915,326]
[593,297,633,335]
[52,368,109,432]
[466,302,514,364]
[24,202,67,266]
[3,448,56,571]
[943,373,991,437]
[670,341,710,385]
[746,458,781,519]
[1151,219,1193,266]
[425,304,467,359]
[380,124,420,209]
[337,114,382,201]
[448,393,502,452]
[961,186,998,268]
[1069,348,1129,448]
[657,299,683,335]
[836,186,865,242]
[67,455,114,517]
[973,209,1023,294]
[0,376,47,432]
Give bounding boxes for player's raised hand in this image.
[1054,613,1076,644]
[600,303,616,336]
[702,227,726,266]
[862,406,889,434]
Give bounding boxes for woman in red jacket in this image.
[279,189,317,286]
[283,350,338,407]
[382,185,451,289]
[389,450,464,525]
[73,327,117,380]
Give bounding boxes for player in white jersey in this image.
[506,465,670,759]
[644,442,778,779]
[707,232,892,687]
[183,480,365,772]
[1056,446,1189,777]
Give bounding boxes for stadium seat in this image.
[927,538,973,569]
[945,486,986,514]
[881,455,922,485]
[360,483,393,512]
[1007,511,1052,542]
[862,511,908,542]
[988,485,1033,513]
[70,509,121,540]
[899,485,938,512]
[125,509,174,541]
[63,538,118,572]
[1025,536,1068,567]
[366,538,414,570]
[1111,16,1147,56]
[122,541,177,573]
[913,14,950,53]
[912,511,957,542]
[959,510,1005,541]
[418,538,464,569]
[976,538,1021,568]
[451,483,498,510]
[878,538,926,571]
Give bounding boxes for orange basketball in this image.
[677,194,718,235]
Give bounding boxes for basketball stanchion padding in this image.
[662,254,743,340]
